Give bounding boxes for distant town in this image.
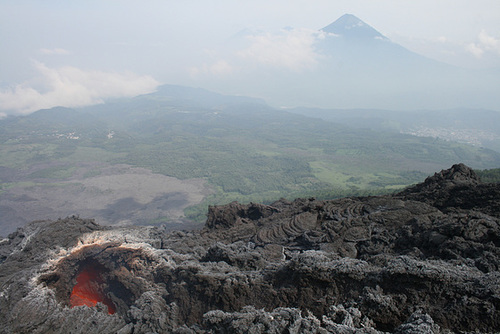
[403,127,499,147]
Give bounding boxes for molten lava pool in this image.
[70,264,116,314]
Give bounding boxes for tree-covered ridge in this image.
[1,85,499,226]
[476,168,500,183]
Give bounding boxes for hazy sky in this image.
[1,0,500,115]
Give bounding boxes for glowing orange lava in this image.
[70,264,116,314]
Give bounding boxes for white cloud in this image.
[237,28,322,71]
[388,31,500,68]
[478,30,500,53]
[189,60,235,77]
[437,36,447,43]
[466,30,500,58]
[209,60,234,75]
[0,62,160,115]
[39,48,71,55]
[466,42,485,58]
[189,28,322,81]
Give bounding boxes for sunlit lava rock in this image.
[70,263,116,314]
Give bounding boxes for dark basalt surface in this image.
[0,164,499,333]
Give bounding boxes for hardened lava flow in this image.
[0,164,499,333]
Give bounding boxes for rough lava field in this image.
[0,164,499,333]
[0,163,212,235]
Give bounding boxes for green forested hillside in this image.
[476,168,500,183]
[1,85,500,225]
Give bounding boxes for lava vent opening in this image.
[70,262,116,314]
[40,244,156,316]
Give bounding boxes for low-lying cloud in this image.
[467,30,500,58]
[237,28,322,71]
[189,28,323,80]
[0,62,160,115]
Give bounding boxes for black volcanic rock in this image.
[0,164,499,333]
[398,163,500,216]
[206,201,281,229]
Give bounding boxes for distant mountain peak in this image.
[333,14,365,28]
[321,14,387,40]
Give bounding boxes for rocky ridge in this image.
[0,163,499,333]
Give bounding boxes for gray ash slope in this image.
[0,164,499,333]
